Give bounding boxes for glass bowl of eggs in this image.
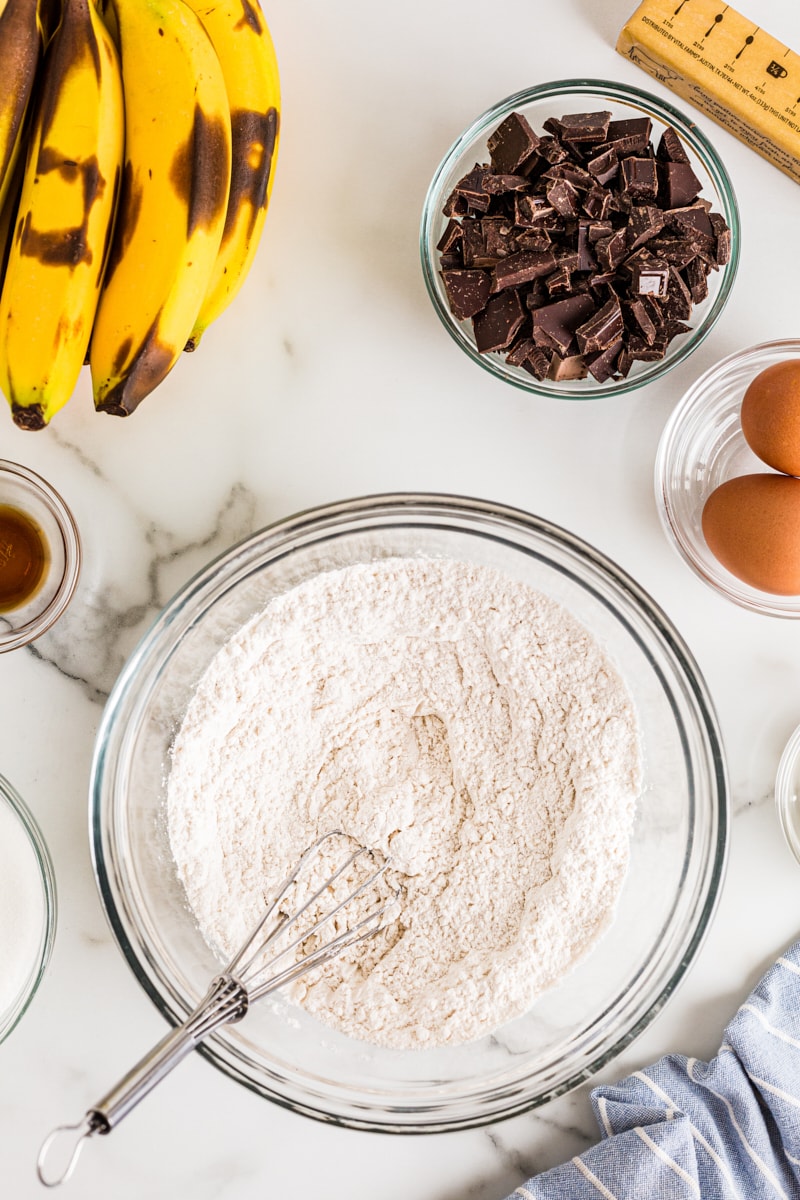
[655,339,800,617]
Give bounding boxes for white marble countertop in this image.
[3,0,800,1195]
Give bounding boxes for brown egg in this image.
[702,473,800,595]
[741,359,800,476]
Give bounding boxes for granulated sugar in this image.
[167,557,641,1048]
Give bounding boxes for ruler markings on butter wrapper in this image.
[617,0,800,183]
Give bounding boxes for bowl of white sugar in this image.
[0,774,56,1043]
[90,493,728,1131]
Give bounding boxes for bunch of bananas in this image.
[0,0,279,429]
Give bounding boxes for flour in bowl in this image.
[167,557,641,1048]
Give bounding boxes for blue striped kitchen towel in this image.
[507,940,800,1199]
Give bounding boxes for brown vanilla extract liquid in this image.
[0,505,48,613]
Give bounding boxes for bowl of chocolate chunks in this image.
[420,79,739,397]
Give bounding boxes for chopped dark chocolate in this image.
[605,117,652,154]
[621,157,658,202]
[482,172,531,195]
[487,112,541,174]
[437,218,463,255]
[473,289,526,352]
[683,256,709,304]
[627,205,666,249]
[656,126,690,164]
[586,149,619,186]
[586,337,624,382]
[595,228,628,272]
[436,107,731,383]
[493,249,557,291]
[582,185,612,220]
[532,294,595,354]
[710,212,731,265]
[576,297,624,354]
[658,160,702,208]
[628,256,670,298]
[453,164,492,212]
[553,111,611,144]
[548,353,589,381]
[546,177,581,217]
[441,269,492,320]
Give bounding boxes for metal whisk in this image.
[37,831,397,1188]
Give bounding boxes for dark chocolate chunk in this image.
[627,205,666,249]
[514,194,556,227]
[505,337,539,367]
[482,216,517,259]
[493,249,557,291]
[473,289,526,352]
[587,219,614,242]
[520,347,551,380]
[595,228,628,271]
[576,296,624,354]
[553,111,611,144]
[441,269,492,319]
[621,156,658,202]
[624,298,658,345]
[582,185,612,220]
[437,218,462,254]
[515,229,553,253]
[487,112,541,174]
[605,117,652,154]
[682,256,709,304]
[577,221,598,271]
[710,212,731,265]
[546,177,581,217]
[629,256,670,298]
[586,337,623,382]
[545,265,573,295]
[482,172,531,195]
[656,126,690,164]
[536,135,569,165]
[453,164,492,211]
[548,353,588,380]
[586,149,619,186]
[532,294,595,354]
[658,159,702,208]
[460,218,487,267]
[662,265,693,320]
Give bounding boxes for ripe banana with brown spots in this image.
[90,0,231,416]
[0,0,42,213]
[183,0,279,350]
[0,0,124,429]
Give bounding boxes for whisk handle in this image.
[37,975,246,1187]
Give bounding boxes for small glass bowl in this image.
[777,723,800,866]
[0,773,57,1044]
[0,460,82,652]
[91,493,727,1132]
[420,78,739,399]
[655,340,800,617]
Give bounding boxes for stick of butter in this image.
[617,0,800,184]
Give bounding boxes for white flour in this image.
[167,557,641,1048]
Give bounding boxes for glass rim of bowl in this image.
[420,77,740,400]
[89,492,729,1131]
[776,722,800,867]
[0,459,82,653]
[0,772,57,1044]
[654,338,800,618]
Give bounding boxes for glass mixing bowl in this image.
[420,79,739,398]
[91,494,728,1131]
[0,773,57,1044]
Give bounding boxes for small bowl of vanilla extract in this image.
[0,461,81,652]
